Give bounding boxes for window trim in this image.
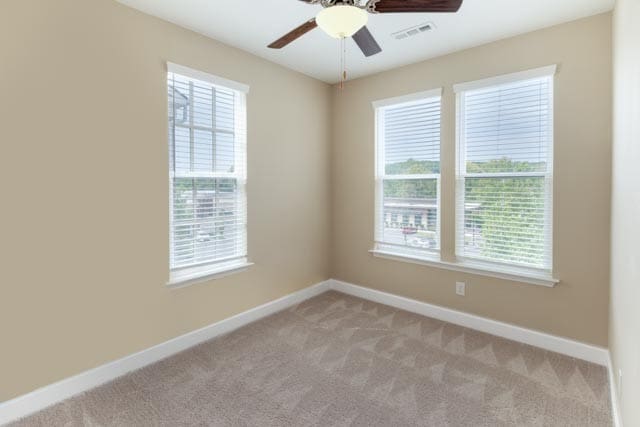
[454,65,557,276]
[167,63,250,287]
[167,62,250,94]
[167,260,254,289]
[373,88,443,260]
[372,88,443,109]
[368,69,560,287]
[369,249,559,287]
[453,65,557,93]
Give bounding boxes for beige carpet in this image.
[12,291,611,426]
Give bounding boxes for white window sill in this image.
[369,249,559,288]
[167,261,253,289]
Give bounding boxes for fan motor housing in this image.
[301,0,368,9]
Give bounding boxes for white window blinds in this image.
[455,69,554,271]
[374,90,442,259]
[168,64,248,280]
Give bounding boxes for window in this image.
[167,63,249,285]
[374,89,442,259]
[455,66,555,273]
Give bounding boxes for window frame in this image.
[166,63,251,287]
[370,68,559,287]
[372,88,443,261]
[454,65,556,277]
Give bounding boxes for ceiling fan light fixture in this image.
[316,5,368,39]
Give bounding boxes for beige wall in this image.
[0,0,331,401]
[610,0,640,425]
[331,13,612,346]
[0,0,617,404]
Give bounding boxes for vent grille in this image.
[392,22,435,40]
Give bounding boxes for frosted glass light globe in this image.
[316,5,368,39]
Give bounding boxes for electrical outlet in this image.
[456,282,466,296]
[618,369,622,396]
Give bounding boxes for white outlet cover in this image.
[618,369,622,394]
[456,282,466,296]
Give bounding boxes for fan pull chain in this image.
[339,36,347,90]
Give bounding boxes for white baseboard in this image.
[0,278,615,426]
[607,353,623,427]
[328,279,609,366]
[0,280,331,426]
[329,280,621,425]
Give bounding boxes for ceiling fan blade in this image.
[370,0,463,13]
[268,19,317,49]
[352,26,382,57]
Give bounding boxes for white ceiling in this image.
[117,0,614,83]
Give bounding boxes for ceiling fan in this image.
[268,0,464,57]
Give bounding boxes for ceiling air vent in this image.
[392,22,435,40]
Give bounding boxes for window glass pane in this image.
[172,177,195,266]
[168,87,189,125]
[193,129,213,172]
[216,89,235,132]
[168,77,237,175]
[169,74,191,124]
[463,176,547,267]
[382,178,438,250]
[192,82,213,128]
[214,178,239,255]
[172,177,194,222]
[464,78,550,173]
[384,99,441,175]
[171,177,240,268]
[171,126,191,173]
[215,132,235,173]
